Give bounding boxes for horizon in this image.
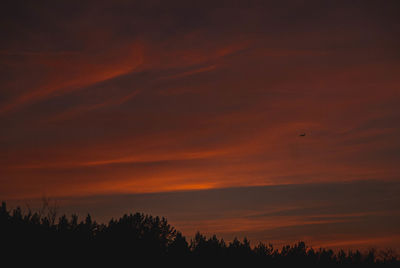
[5,179,400,251]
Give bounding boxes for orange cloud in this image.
[0,42,145,114]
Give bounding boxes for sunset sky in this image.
[1,0,399,250]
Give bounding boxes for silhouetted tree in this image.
[0,200,398,267]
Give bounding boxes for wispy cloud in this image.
[0,42,145,114]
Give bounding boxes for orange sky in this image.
[1,0,399,251]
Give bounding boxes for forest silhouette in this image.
[1,200,398,267]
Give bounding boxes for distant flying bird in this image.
[299,133,306,137]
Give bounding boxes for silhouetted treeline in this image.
[0,201,398,267]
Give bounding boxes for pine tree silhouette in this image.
[0,201,398,267]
